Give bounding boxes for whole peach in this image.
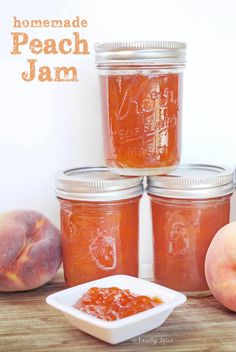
[205,221,236,312]
[0,210,61,292]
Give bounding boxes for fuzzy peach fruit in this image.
[205,221,236,312]
[0,210,61,292]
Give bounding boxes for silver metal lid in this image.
[55,166,144,201]
[147,164,234,199]
[95,41,186,65]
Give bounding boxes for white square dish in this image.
[46,275,186,344]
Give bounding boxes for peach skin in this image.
[205,221,236,312]
[0,210,61,292]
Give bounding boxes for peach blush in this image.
[0,210,61,292]
[205,221,236,312]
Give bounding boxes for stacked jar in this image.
[55,167,143,287]
[95,41,185,176]
[147,164,234,296]
[55,42,234,297]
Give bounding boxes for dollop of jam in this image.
[74,287,163,321]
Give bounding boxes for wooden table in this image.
[1,269,236,352]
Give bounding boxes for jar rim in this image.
[147,164,234,199]
[95,41,186,65]
[55,166,144,201]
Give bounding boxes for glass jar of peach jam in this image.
[55,167,143,287]
[95,41,186,176]
[147,164,234,297]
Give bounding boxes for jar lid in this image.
[55,166,144,201]
[95,41,186,66]
[147,164,234,199]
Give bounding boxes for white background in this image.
[0,0,236,272]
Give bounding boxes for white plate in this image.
[46,275,186,344]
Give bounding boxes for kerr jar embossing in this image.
[95,41,186,176]
[55,167,143,287]
[147,164,234,297]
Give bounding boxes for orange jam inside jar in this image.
[147,164,234,297]
[95,41,186,176]
[74,287,162,321]
[55,167,143,287]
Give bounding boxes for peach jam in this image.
[95,41,186,176]
[55,167,143,287]
[74,287,162,321]
[147,164,234,297]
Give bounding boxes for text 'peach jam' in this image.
[74,287,162,321]
[55,167,143,287]
[147,164,234,297]
[95,41,186,176]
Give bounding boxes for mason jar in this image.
[95,41,186,176]
[55,167,143,287]
[147,164,234,297]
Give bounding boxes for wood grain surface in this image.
[0,269,236,352]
